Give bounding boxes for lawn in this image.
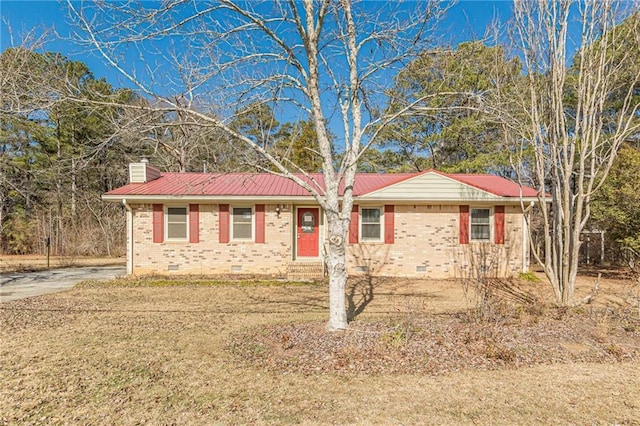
[1,272,639,425]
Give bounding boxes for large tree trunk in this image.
[71,158,77,219]
[56,119,64,255]
[325,208,349,331]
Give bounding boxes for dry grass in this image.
[0,255,125,273]
[1,272,639,425]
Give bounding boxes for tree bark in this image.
[71,158,77,219]
[325,211,349,331]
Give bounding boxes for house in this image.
[102,160,539,279]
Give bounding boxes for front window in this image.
[232,207,253,240]
[361,207,382,241]
[166,207,188,239]
[470,208,490,241]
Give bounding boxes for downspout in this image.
[122,199,133,275]
[522,214,529,273]
[321,207,326,278]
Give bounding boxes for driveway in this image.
[0,266,126,302]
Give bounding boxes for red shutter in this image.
[459,205,469,245]
[494,205,505,245]
[219,204,229,243]
[349,204,359,244]
[152,204,164,243]
[384,205,394,244]
[255,204,265,243]
[189,204,199,243]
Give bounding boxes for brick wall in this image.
[130,203,525,278]
[131,203,292,276]
[345,204,525,278]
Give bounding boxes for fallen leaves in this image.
[229,308,640,376]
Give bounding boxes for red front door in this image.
[297,208,319,257]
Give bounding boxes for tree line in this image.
[0,47,327,256]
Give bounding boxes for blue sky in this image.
[1,1,515,89]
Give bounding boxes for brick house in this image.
[103,161,539,279]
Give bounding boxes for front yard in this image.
[1,272,639,424]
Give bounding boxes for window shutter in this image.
[152,204,164,243]
[459,205,469,245]
[219,204,229,243]
[494,205,505,244]
[384,205,394,244]
[255,204,265,243]
[189,204,199,243]
[349,204,359,244]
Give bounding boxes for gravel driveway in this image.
[0,266,126,302]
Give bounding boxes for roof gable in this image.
[359,170,536,201]
[447,173,538,198]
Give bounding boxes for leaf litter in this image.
[229,307,640,376]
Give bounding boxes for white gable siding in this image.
[360,172,501,201]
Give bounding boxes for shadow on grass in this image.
[346,275,375,321]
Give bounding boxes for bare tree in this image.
[1,21,151,256]
[67,0,449,330]
[511,1,640,305]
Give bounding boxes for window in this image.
[232,207,253,240]
[470,208,490,241]
[166,207,188,240]
[301,211,315,233]
[361,207,382,241]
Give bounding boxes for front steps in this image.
[286,261,325,281]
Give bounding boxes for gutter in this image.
[102,194,542,205]
[122,199,133,275]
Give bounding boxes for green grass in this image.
[519,271,541,282]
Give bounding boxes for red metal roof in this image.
[445,173,539,197]
[104,170,538,198]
